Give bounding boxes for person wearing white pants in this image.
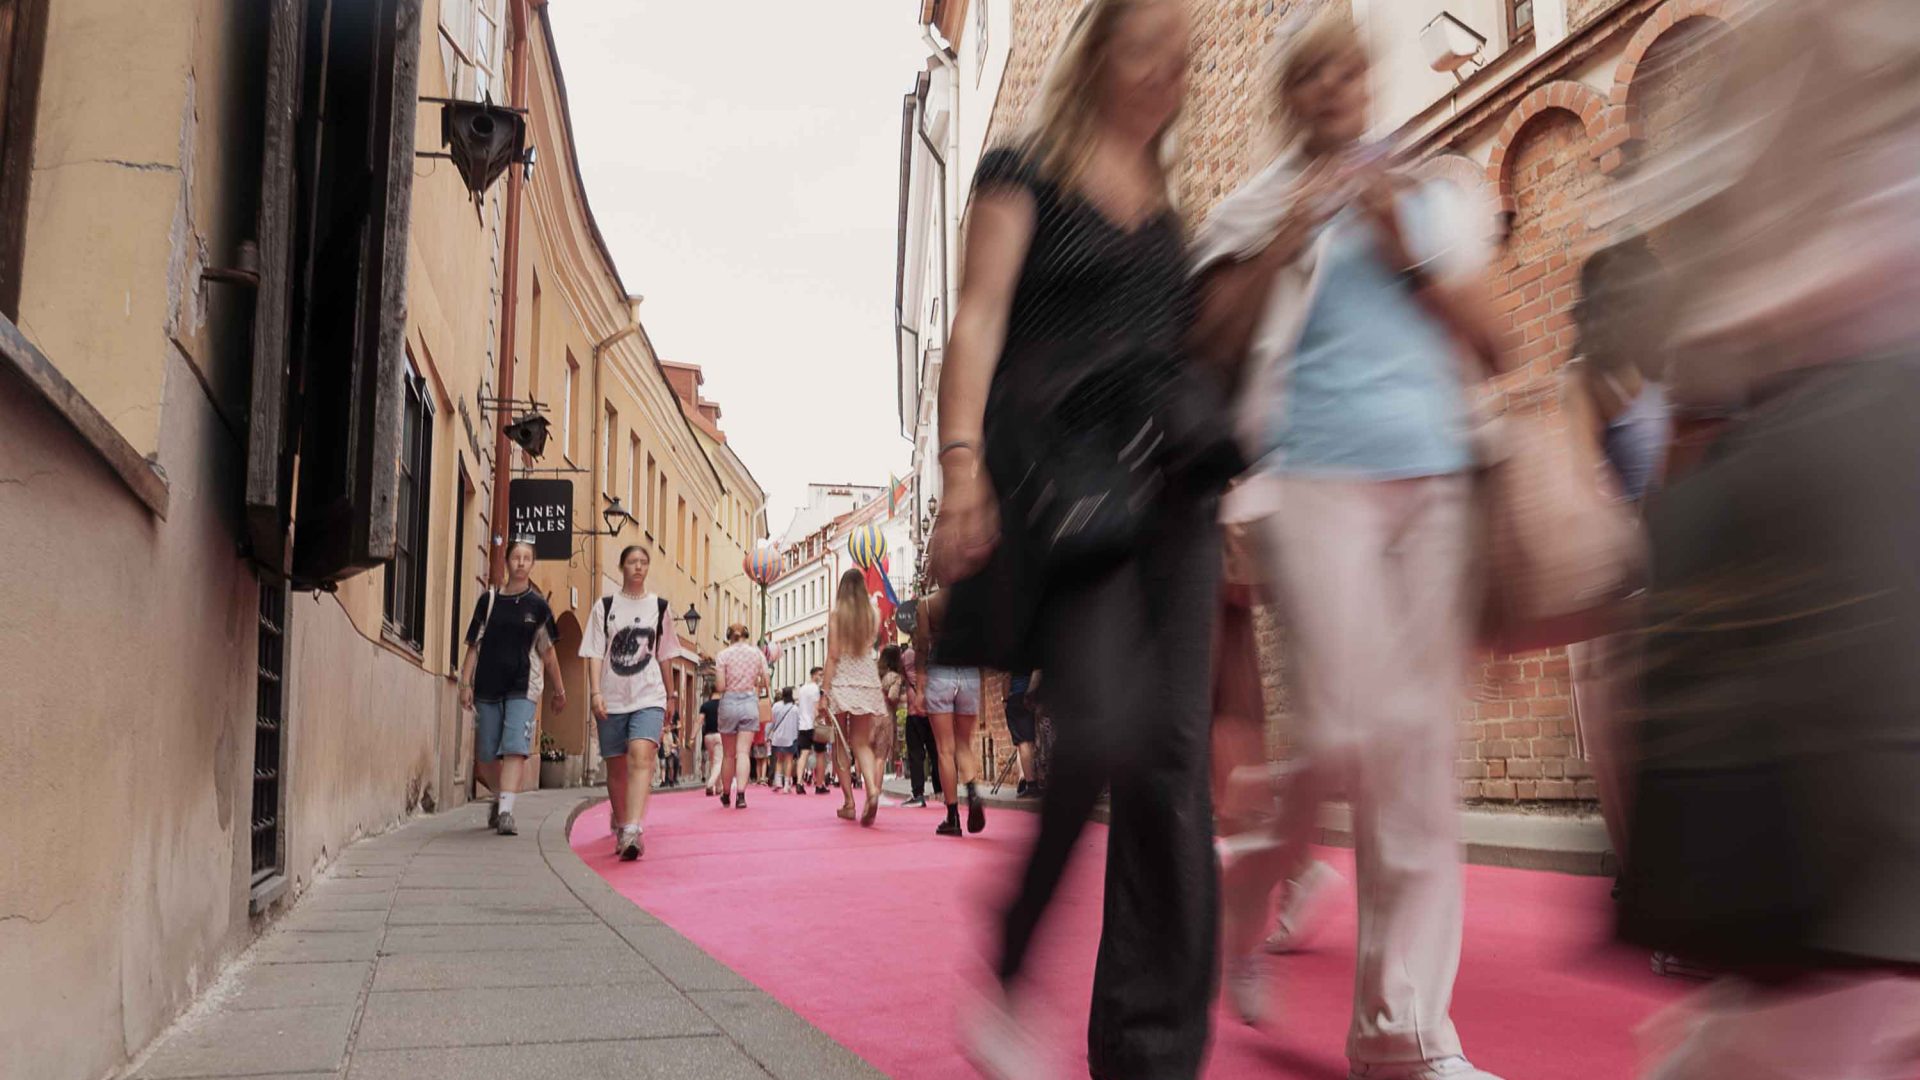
[1190,16,1505,1078]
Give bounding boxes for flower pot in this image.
[538,758,568,789]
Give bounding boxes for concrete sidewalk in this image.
[126,789,882,1080]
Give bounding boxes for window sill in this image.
[249,872,289,916]
[379,624,427,665]
[0,314,170,518]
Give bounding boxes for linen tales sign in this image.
[509,479,573,560]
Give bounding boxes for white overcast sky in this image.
[547,2,926,529]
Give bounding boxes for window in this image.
[383,358,434,650]
[645,454,658,536]
[973,0,990,86]
[561,353,576,460]
[602,404,617,493]
[1509,0,1534,39]
[656,471,668,544]
[438,0,500,101]
[0,0,48,318]
[627,435,641,520]
[675,496,688,568]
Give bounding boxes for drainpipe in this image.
[487,0,536,586]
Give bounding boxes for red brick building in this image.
[957,0,1733,809]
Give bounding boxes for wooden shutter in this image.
[244,0,308,575]
[281,0,425,583]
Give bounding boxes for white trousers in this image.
[1241,473,1475,1065]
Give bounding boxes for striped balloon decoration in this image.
[743,540,781,585]
[847,523,887,570]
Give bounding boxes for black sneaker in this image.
[721,790,732,808]
[487,799,500,830]
[735,791,747,810]
[967,791,986,834]
[1016,781,1030,798]
[904,795,928,808]
[936,815,963,837]
[496,811,517,836]
[815,785,829,795]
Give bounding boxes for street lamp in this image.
[577,494,637,538]
[678,604,701,640]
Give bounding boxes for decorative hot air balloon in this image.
[847,523,888,570]
[762,639,783,665]
[744,540,781,586]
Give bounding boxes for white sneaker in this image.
[1264,860,1342,953]
[1225,952,1268,1025]
[963,987,1044,1080]
[617,825,643,862]
[1348,1055,1505,1080]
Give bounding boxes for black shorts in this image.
[1004,700,1036,746]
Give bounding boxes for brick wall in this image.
[976,0,1721,808]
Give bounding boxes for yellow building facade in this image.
[0,1,763,1076]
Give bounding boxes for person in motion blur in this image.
[1003,671,1041,798]
[769,687,801,791]
[824,570,889,827]
[927,2,1232,1075]
[582,543,681,860]
[1190,15,1506,1078]
[798,666,831,794]
[879,644,911,790]
[1605,3,1920,1075]
[700,683,723,796]
[459,537,567,838]
[1559,237,1673,880]
[918,591,984,838]
[901,639,941,808]
[713,624,768,809]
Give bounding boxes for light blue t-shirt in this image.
[1263,186,1472,479]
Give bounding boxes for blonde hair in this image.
[830,569,875,657]
[1025,0,1183,192]
[1264,10,1366,151]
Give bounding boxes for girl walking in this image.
[926,2,1232,1074]
[581,544,681,860]
[823,569,888,827]
[713,625,768,809]
[458,537,567,837]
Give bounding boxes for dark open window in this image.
[246,0,425,584]
[0,0,47,319]
[382,357,433,650]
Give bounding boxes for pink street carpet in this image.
[572,787,1689,1079]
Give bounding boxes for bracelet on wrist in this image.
[937,439,981,460]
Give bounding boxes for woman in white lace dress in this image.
[823,569,887,826]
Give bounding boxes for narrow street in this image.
[125,790,878,1080]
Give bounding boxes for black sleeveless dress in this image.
[934,147,1216,670]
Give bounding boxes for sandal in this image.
[837,803,857,821]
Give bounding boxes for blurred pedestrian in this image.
[902,641,940,807]
[919,592,984,839]
[769,687,801,791]
[700,684,722,796]
[880,644,911,791]
[582,543,680,860]
[926,1,1233,1075]
[1560,237,1674,876]
[458,537,566,838]
[1608,2,1920,1075]
[800,666,833,793]
[1004,672,1040,798]
[1191,14,1506,1076]
[825,569,888,827]
[713,624,768,809]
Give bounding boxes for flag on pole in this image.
[887,474,902,516]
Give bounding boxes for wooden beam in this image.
[0,313,170,518]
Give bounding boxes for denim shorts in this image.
[717,691,760,734]
[597,706,665,759]
[924,665,982,716]
[474,697,537,762]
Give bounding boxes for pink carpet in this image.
[572,789,1687,1079]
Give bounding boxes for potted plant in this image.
[537,733,568,789]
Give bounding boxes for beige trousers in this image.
[1243,473,1474,1066]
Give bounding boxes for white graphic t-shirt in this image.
[794,681,821,734]
[580,592,680,714]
